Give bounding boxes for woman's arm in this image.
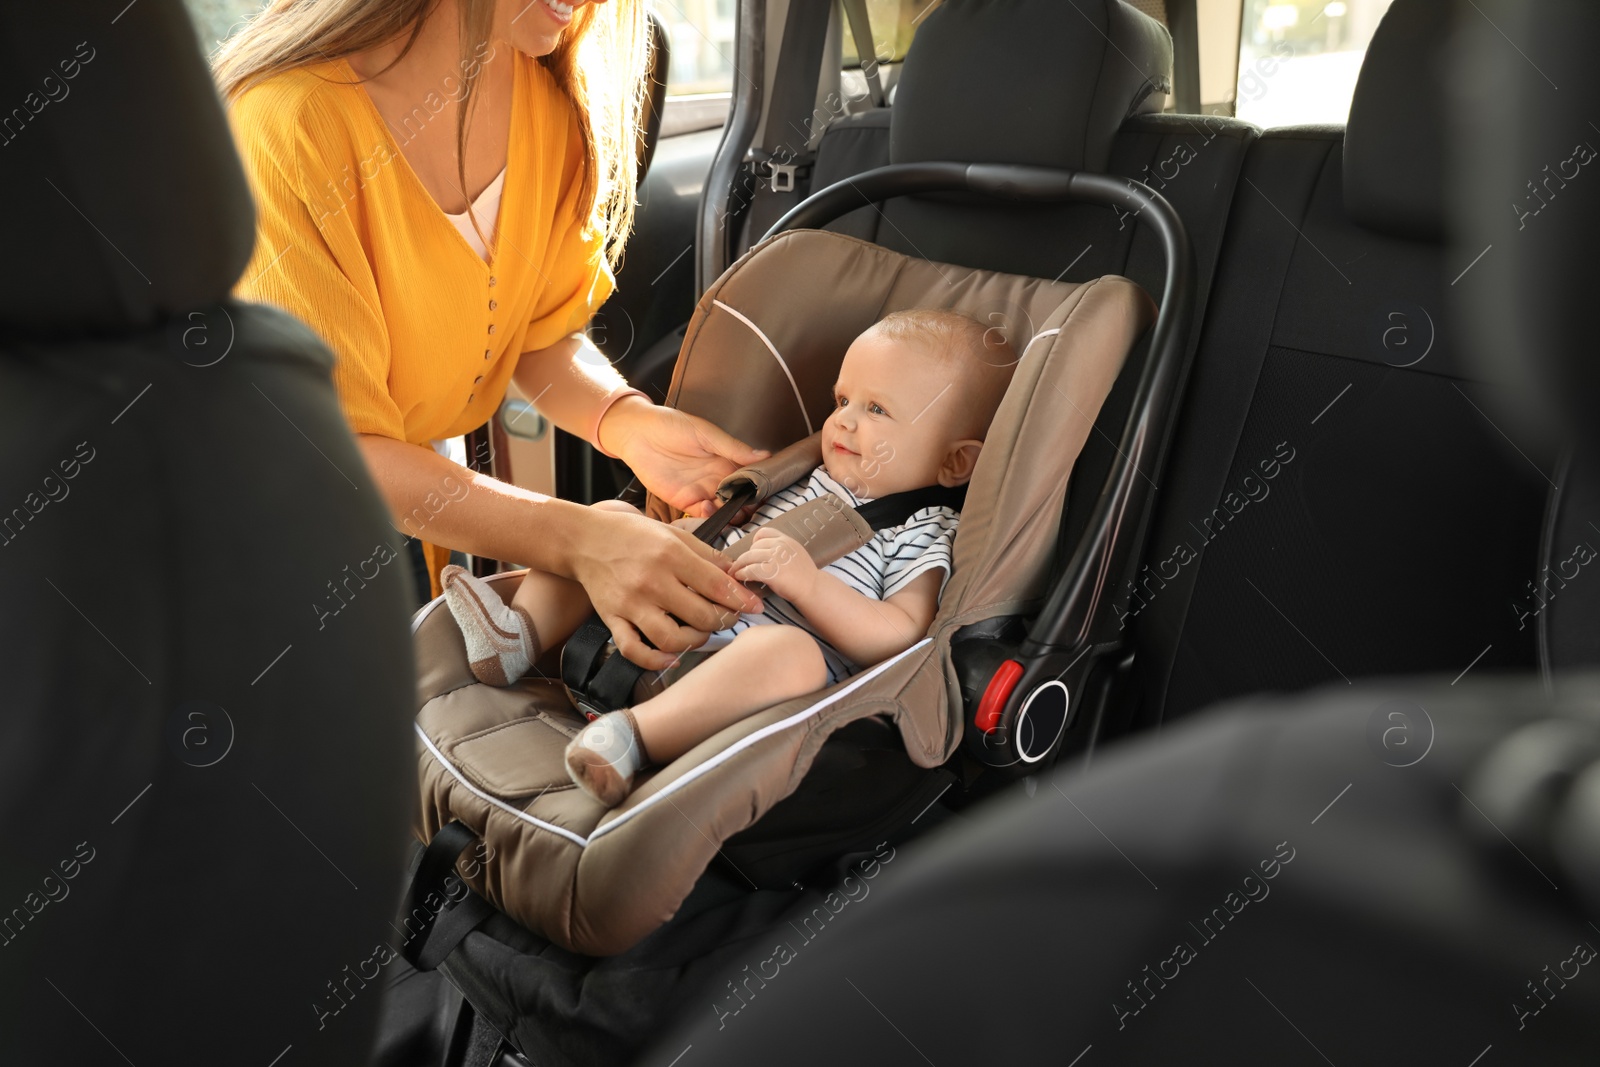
[356,435,760,669]
[728,529,942,665]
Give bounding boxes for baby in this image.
[442,308,1016,806]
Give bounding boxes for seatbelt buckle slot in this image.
[746,148,814,194]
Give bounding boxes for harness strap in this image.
[561,481,760,714]
[857,482,968,528]
[560,478,967,719]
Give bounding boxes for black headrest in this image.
[891,0,1172,173]
[1344,0,1450,241]
[0,0,255,336]
[1454,0,1599,456]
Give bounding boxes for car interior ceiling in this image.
[4,0,1598,1065]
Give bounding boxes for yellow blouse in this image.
[228,50,615,446]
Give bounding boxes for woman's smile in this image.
[529,0,576,26]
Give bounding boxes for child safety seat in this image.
[407,202,1184,958]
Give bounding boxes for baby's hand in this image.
[730,528,818,602]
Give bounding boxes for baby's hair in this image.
[864,308,1017,437]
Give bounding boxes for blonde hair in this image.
[213,0,648,267]
[867,308,1017,436]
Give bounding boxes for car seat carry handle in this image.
[768,162,1195,766]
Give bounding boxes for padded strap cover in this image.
[715,432,825,504]
[721,493,875,569]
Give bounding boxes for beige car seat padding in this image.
[663,231,1108,466]
[414,229,1156,955]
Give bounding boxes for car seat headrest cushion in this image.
[0,0,256,336]
[891,0,1173,174]
[1343,0,1449,242]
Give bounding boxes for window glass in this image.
[1235,0,1393,126]
[183,0,263,54]
[660,0,737,96]
[841,0,940,68]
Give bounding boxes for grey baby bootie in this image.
[440,564,540,686]
[564,710,651,807]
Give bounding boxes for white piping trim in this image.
[411,595,446,634]
[587,639,931,842]
[1019,327,1062,360]
[712,300,814,435]
[415,722,592,849]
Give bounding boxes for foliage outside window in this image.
[840,0,940,68]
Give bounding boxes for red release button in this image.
[974,659,1024,734]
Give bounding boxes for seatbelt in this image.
[561,479,967,719]
[840,0,885,108]
[742,0,834,247]
[397,821,497,971]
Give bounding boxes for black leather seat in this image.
[1449,1,1600,681]
[1121,0,1551,730]
[0,3,414,1063]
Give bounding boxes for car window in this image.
[1235,0,1394,126]
[184,0,261,53]
[660,0,737,96]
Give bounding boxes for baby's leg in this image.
[444,499,634,685]
[631,625,828,762]
[564,624,827,805]
[505,564,594,654]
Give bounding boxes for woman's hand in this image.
[598,396,769,518]
[570,504,763,671]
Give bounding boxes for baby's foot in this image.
[564,710,649,807]
[440,564,540,686]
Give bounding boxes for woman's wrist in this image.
[523,494,599,581]
[593,390,653,459]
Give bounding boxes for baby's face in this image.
[820,332,975,499]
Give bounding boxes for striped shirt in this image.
[703,467,961,683]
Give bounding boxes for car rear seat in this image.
[1121,0,1551,730]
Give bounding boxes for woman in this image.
[216,0,764,669]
